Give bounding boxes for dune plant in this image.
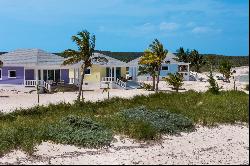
[207,69,221,94]
[219,60,232,83]
[164,73,184,92]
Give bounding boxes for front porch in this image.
[24,68,71,92]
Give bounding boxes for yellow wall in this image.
[121,67,127,78]
[69,66,128,83]
[84,65,106,82]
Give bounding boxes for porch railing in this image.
[101,77,115,82]
[25,80,37,86]
[25,80,51,92]
[69,78,80,86]
[116,78,126,89]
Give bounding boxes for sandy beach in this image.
[0,124,248,165]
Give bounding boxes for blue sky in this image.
[0,0,249,56]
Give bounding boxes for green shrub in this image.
[141,83,153,91]
[109,106,194,140]
[47,115,113,148]
[207,69,220,94]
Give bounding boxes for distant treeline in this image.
[95,51,249,68]
[200,54,249,72]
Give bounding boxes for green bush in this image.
[47,115,113,148]
[207,69,220,94]
[109,106,194,140]
[141,83,153,91]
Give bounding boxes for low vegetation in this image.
[164,73,184,92]
[207,70,221,94]
[0,90,248,155]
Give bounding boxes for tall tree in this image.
[63,30,107,101]
[138,50,158,91]
[219,60,232,83]
[175,47,189,63]
[189,49,205,73]
[206,55,216,71]
[149,39,168,92]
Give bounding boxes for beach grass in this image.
[0,90,248,155]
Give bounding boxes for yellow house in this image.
[68,53,131,89]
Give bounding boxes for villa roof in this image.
[0,49,73,68]
[0,49,129,68]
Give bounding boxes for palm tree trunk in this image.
[77,65,86,101]
[156,66,161,92]
[152,75,156,91]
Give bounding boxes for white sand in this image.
[0,124,248,165]
[0,66,248,113]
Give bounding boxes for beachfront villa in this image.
[0,49,190,91]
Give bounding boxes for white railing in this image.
[116,78,127,89]
[43,81,51,92]
[101,77,115,82]
[69,78,80,86]
[25,80,51,92]
[25,80,37,86]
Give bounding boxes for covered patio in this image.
[0,49,79,92]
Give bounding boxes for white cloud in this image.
[159,22,179,31]
[191,26,222,34]
[134,23,156,34]
[186,22,196,27]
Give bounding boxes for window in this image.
[8,70,16,78]
[0,69,2,80]
[84,68,91,75]
[161,66,168,71]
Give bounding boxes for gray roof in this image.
[0,49,128,68]
[0,49,68,68]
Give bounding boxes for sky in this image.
[0,0,249,56]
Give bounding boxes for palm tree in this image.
[165,73,184,92]
[63,30,107,101]
[175,47,189,63]
[189,49,205,73]
[219,60,232,82]
[138,50,158,91]
[149,39,168,92]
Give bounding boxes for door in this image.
[116,67,121,79]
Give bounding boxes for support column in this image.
[73,68,76,84]
[133,67,136,81]
[41,69,44,82]
[23,67,25,85]
[35,68,38,86]
[135,67,138,81]
[114,67,116,81]
[131,67,134,80]
[110,67,113,82]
